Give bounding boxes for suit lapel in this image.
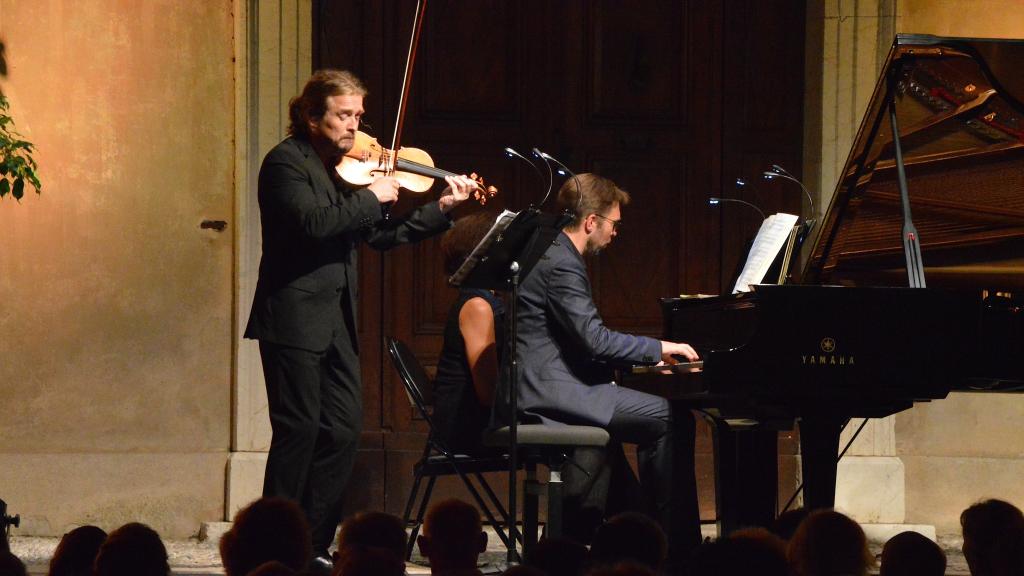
[291,137,336,199]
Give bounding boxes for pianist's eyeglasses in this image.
[593,213,623,231]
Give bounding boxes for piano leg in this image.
[709,418,778,536]
[797,417,844,510]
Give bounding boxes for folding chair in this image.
[385,337,518,559]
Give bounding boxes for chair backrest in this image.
[386,337,435,429]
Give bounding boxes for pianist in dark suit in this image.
[498,173,703,560]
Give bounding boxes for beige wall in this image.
[0,1,235,537]
[899,0,1024,38]
[893,0,1024,535]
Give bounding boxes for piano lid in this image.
[801,34,1024,289]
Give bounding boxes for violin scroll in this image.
[468,173,498,205]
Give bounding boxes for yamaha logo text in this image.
[802,337,855,366]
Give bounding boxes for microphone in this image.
[533,148,581,216]
[504,147,549,205]
[762,165,815,224]
[708,197,766,220]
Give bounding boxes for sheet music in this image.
[732,213,800,293]
[449,209,518,287]
[775,224,802,284]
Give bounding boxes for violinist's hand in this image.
[438,175,476,213]
[369,177,400,204]
[660,341,699,364]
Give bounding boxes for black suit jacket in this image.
[244,136,450,352]
[497,232,662,426]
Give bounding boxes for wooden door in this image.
[314,0,806,520]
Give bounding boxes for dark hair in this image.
[48,525,107,576]
[246,560,296,576]
[961,499,1024,576]
[770,507,811,541]
[93,523,169,576]
[524,537,588,576]
[0,551,27,576]
[334,546,405,576]
[422,499,482,561]
[288,69,367,139]
[441,212,497,275]
[219,497,312,576]
[786,510,873,576]
[502,566,547,576]
[584,562,656,576]
[688,535,788,576]
[556,173,631,230]
[588,512,667,571]
[879,531,945,576]
[336,511,407,562]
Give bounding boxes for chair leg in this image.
[546,467,564,539]
[407,475,438,560]
[475,471,523,546]
[401,469,426,559]
[457,469,513,552]
[523,461,540,554]
[402,469,425,527]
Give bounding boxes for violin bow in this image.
[389,0,427,177]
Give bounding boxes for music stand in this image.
[450,207,569,563]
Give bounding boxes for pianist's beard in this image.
[584,236,606,256]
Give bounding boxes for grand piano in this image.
[624,34,1024,536]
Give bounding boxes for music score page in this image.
[732,213,800,293]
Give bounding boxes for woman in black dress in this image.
[431,212,504,454]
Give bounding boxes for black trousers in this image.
[562,386,701,562]
[259,328,362,555]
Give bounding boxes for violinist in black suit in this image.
[244,69,476,566]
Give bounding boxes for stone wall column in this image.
[230,0,312,520]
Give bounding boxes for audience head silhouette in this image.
[961,498,1024,576]
[583,562,656,576]
[93,522,169,576]
[523,537,588,576]
[770,507,811,542]
[588,512,667,572]
[335,511,407,562]
[219,497,312,576]
[332,545,404,576]
[786,509,872,576]
[878,531,945,576]
[47,525,106,576]
[416,499,487,575]
[247,560,296,576]
[501,566,545,576]
[0,550,27,576]
[687,529,787,576]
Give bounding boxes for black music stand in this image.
[450,207,570,563]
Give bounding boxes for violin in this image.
[337,131,497,205]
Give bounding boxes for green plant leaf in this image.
[0,177,10,198]
[12,177,24,200]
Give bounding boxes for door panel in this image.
[314,0,805,522]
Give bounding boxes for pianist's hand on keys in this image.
[660,340,699,364]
